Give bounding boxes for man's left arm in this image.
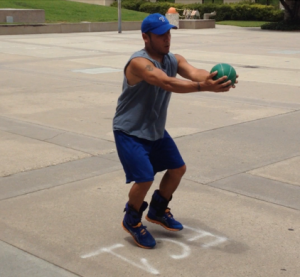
[175,53,210,82]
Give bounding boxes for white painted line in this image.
[183,225,227,248]
[139,259,159,275]
[80,224,228,275]
[156,238,191,260]
[81,243,123,259]
[202,236,227,248]
[81,244,159,275]
[184,225,212,241]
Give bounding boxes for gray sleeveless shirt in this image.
[113,49,178,141]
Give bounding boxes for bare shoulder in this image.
[174,53,187,63]
[127,57,155,72]
[125,57,156,85]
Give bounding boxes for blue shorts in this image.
[114,130,185,184]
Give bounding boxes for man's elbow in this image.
[147,78,173,92]
[160,81,173,92]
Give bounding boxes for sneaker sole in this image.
[145,215,183,232]
[121,221,155,249]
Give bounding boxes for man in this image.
[113,13,237,249]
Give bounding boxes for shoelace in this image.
[165,208,173,218]
[133,222,147,235]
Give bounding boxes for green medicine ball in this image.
[210,63,236,86]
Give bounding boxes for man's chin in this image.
[162,49,170,55]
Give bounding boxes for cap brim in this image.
[151,24,177,35]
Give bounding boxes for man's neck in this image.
[144,48,164,63]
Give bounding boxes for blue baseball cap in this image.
[141,13,177,35]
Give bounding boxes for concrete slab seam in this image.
[0,166,122,202]
[2,65,122,87]
[188,59,300,73]
[0,36,140,54]
[172,110,300,140]
[210,183,299,212]
[0,239,83,277]
[245,153,300,183]
[0,115,116,150]
[193,93,300,110]
[1,128,116,157]
[202,153,300,187]
[207,177,300,211]
[183,169,300,211]
[0,127,94,156]
[246,171,300,188]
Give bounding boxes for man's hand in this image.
[200,72,239,93]
[201,71,230,92]
[232,74,239,88]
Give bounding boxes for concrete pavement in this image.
[0,25,300,277]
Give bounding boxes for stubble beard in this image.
[150,39,168,56]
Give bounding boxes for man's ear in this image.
[142,32,151,44]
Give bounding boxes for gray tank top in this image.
[113,49,178,141]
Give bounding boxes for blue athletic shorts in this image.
[114,130,185,184]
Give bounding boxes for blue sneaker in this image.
[146,190,183,232]
[122,202,156,249]
[122,220,156,249]
[146,207,183,231]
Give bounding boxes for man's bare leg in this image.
[128,181,153,211]
[145,165,186,231]
[159,164,186,200]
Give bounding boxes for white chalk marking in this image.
[156,238,191,260]
[183,225,227,248]
[184,225,211,242]
[80,225,227,275]
[81,243,124,258]
[81,244,159,275]
[202,236,227,248]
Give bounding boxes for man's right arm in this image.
[126,57,231,93]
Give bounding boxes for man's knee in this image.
[168,164,186,178]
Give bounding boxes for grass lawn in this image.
[216,21,271,27]
[0,0,149,23]
[0,1,272,27]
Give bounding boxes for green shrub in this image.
[113,1,284,22]
[255,0,280,8]
[111,0,145,10]
[139,2,175,14]
[261,20,300,30]
[202,0,223,3]
[183,3,282,21]
[157,0,175,3]
[214,4,233,20]
[229,4,280,21]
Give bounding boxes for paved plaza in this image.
[0,25,300,277]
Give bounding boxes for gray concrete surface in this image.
[0,25,300,277]
[0,22,143,36]
[0,240,79,277]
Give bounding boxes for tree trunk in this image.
[280,0,300,20]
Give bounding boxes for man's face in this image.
[147,30,171,55]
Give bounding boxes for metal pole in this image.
[118,0,122,33]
